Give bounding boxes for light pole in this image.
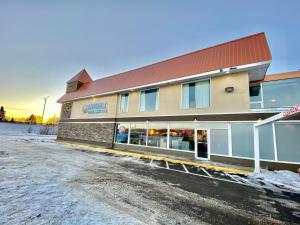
[41,96,49,125]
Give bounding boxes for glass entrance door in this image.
[196,129,208,159]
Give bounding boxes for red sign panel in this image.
[283,104,300,117]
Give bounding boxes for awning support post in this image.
[253,125,260,173]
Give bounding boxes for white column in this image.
[128,123,131,144]
[253,125,260,173]
[167,121,170,149]
[227,123,232,156]
[272,122,278,161]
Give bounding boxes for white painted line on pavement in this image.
[224,172,241,183]
[182,164,189,173]
[166,161,170,169]
[165,166,248,186]
[149,159,153,166]
[201,168,212,177]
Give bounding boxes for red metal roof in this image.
[264,70,300,82]
[67,69,92,84]
[58,32,272,103]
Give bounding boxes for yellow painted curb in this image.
[56,141,249,175]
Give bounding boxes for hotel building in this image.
[57,33,300,170]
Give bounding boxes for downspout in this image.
[111,94,119,149]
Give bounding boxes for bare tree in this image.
[26,114,37,124]
[0,106,6,122]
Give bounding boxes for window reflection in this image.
[130,123,147,145]
[169,123,194,151]
[115,123,129,143]
[147,123,167,148]
[263,78,300,108]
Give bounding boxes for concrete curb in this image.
[57,141,250,175]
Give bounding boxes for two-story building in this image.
[57,32,300,170]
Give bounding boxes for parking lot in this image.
[1,129,300,224]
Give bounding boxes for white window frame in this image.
[119,93,129,112]
[180,78,211,109]
[139,87,159,112]
[250,82,264,109]
[194,127,211,160]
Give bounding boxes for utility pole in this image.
[41,96,49,125]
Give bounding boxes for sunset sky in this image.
[0,0,299,119]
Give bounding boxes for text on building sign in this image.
[82,103,108,114]
[283,104,300,117]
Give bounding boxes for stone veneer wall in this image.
[66,81,84,93]
[66,81,78,93]
[57,122,115,147]
[60,102,73,119]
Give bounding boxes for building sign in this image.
[256,104,300,127]
[283,104,300,117]
[82,103,108,114]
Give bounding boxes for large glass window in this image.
[258,123,275,160]
[147,123,168,148]
[115,123,129,144]
[210,129,228,156]
[275,122,300,163]
[182,80,210,109]
[263,78,300,108]
[140,88,158,112]
[120,93,129,112]
[169,123,194,151]
[231,123,254,158]
[130,123,147,146]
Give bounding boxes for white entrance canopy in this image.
[253,104,300,173]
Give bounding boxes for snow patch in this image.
[248,170,300,193]
[0,123,57,136]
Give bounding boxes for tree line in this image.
[0,106,59,125]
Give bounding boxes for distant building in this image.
[57,33,300,170]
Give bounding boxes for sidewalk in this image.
[57,140,251,175]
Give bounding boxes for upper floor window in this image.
[249,83,263,109]
[250,78,300,110]
[120,93,129,112]
[249,83,262,102]
[140,88,159,111]
[182,80,210,109]
[263,78,300,108]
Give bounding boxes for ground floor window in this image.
[115,123,129,144]
[147,123,168,148]
[210,129,228,155]
[275,122,300,162]
[113,120,300,165]
[258,123,275,160]
[169,123,194,151]
[130,123,147,146]
[231,123,254,158]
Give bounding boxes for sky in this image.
[0,0,299,119]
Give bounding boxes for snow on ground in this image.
[0,122,57,136]
[246,170,300,194]
[0,124,144,225]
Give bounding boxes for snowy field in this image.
[1,123,300,225]
[0,122,57,136]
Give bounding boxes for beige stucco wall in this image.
[117,71,250,117]
[69,71,250,119]
[70,94,118,119]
